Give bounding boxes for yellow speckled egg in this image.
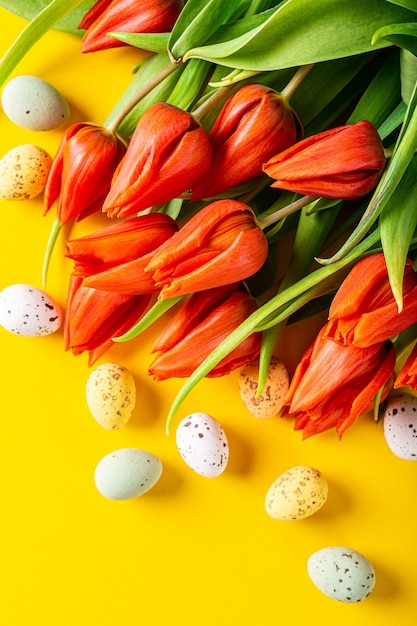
[0,144,52,200]
[239,356,289,418]
[265,465,328,520]
[86,363,136,429]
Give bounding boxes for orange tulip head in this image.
[144,199,269,300]
[149,284,261,380]
[79,0,184,53]
[102,103,212,218]
[263,120,386,200]
[44,122,127,225]
[191,83,302,201]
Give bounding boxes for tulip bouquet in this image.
[2,0,417,439]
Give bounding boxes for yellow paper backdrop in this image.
[0,8,416,626]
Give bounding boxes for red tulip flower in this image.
[149,284,261,380]
[79,0,184,53]
[144,199,269,299]
[191,83,301,201]
[395,342,417,390]
[263,120,386,200]
[44,122,127,225]
[282,322,396,438]
[325,253,417,347]
[64,274,150,366]
[102,103,212,218]
[64,213,178,294]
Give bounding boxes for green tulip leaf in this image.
[0,0,94,34]
[372,22,417,54]
[182,0,417,71]
[386,0,417,13]
[0,0,87,86]
[169,0,251,61]
[110,32,170,55]
[380,155,417,309]
[113,297,183,343]
[400,48,417,104]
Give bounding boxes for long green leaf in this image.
[169,0,250,61]
[182,0,417,70]
[0,0,94,34]
[380,155,417,308]
[110,32,170,55]
[372,22,417,54]
[0,0,85,86]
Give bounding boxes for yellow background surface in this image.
[0,9,416,626]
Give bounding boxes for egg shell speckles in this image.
[265,465,328,520]
[0,144,52,200]
[383,392,417,460]
[2,75,70,131]
[0,284,62,336]
[86,363,136,430]
[176,412,229,477]
[94,448,162,500]
[307,546,376,602]
[239,356,289,418]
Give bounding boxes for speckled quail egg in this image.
[86,363,136,429]
[383,392,417,460]
[176,412,229,477]
[0,144,52,200]
[94,448,162,500]
[2,75,70,131]
[265,465,328,520]
[0,283,62,336]
[239,356,289,418]
[307,546,376,602]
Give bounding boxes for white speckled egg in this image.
[0,283,62,336]
[0,144,52,200]
[176,412,229,477]
[86,363,136,429]
[383,392,417,460]
[2,75,70,131]
[307,546,376,602]
[94,448,162,500]
[265,465,328,520]
[239,356,289,418]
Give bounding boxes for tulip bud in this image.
[44,122,127,225]
[263,120,386,200]
[191,83,301,201]
[144,199,269,299]
[79,0,184,53]
[102,103,212,218]
[149,284,261,380]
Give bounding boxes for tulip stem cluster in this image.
[258,195,317,229]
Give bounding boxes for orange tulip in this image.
[263,120,386,200]
[282,322,396,438]
[144,199,269,299]
[102,103,212,218]
[325,253,417,347]
[44,122,127,225]
[191,83,301,201]
[394,343,417,390]
[64,274,150,365]
[65,213,178,294]
[149,284,261,380]
[79,0,184,53]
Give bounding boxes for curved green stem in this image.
[42,216,61,288]
[0,0,84,87]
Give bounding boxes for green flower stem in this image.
[106,60,182,132]
[0,0,85,87]
[42,215,61,288]
[191,83,235,121]
[258,195,316,228]
[280,63,314,100]
[165,227,382,433]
